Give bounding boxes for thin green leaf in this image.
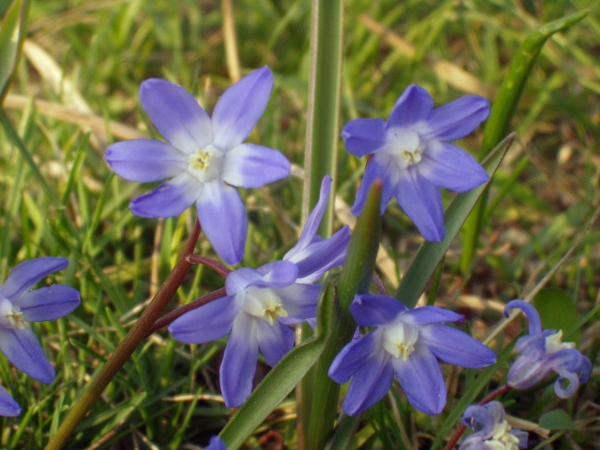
[0,0,30,101]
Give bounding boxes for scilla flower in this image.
[329,294,496,415]
[504,300,591,398]
[105,67,291,265]
[0,257,80,384]
[342,84,489,241]
[169,176,350,407]
[0,386,20,417]
[459,401,528,450]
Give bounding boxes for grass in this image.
[0,0,599,448]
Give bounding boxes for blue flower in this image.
[328,294,496,415]
[105,67,291,265]
[0,257,80,384]
[342,84,489,241]
[0,386,21,417]
[204,436,226,450]
[169,176,350,407]
[504,300,591,398]
[459,401,528,450]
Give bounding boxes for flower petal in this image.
[0,257,69,302]
[341,118,387,157]
[222,143,290,188]
[196,181,247,265]
[419,141,488,192]
[273,283,321,319]
[139,79,212,153]
[220,314,258,407]
[0,327,54,384]
[225,261,298,294]
[393,343,446,414]
[349,295,406,327]
[0,386,20,417]
[400,306,464,326]
[420,95,490,141]
[169,294,239,343]
[396,167,445,241]
[352,155,398,216]
[555,369,580,398]
[212,67,274,150]
[504,300,542,335]
[387,85,434,128]
[204,436,226,450]
[256,320,294,367]
[105,140,187,182]
[129,172,199,218]
[329,331,382,384]
[17,285,80,322]
[419,324,496,368]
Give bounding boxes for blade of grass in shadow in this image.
[0,0,30,103]
[460,10,588,274]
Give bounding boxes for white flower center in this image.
[0,298,25,329]
[242,287,288,325]
[487,420,521,450]
[544,330,575,354]
[382,321,418,360]
[187,145,223,183]
[385,129,423,169]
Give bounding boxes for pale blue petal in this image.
[17,285,80,322]
[212,67,274,150]
[196,181,247,265]
[504,300,542,335]
[105,140,187,182]
[220,314,258,407]
[0,257,69,302]
[421,95,490,141]
[396,167,445,241]
[419,324,496,368]
[130,172,200,218]
[506,350,551,389]
[461,402,504,436]
[352,155,398,216]
[222,143,290,188]
[273,283,321,319]
[341,118,387,157]
[393,343,446,415]
[400,306,463,326]
[555,369,580,398]
[419,141,488,192]
[329,331,382,384]
[256,320,294,367]
[204,436,226,450]
[168,294,239,343]
[0,386,20,417]
[252,261,299,288]
[225,267,261,293]
[349,295,406,327]
[139,78,212,154]
[388,85,434,128]
[0,327,54,384]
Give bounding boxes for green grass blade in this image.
[0,0,30,102]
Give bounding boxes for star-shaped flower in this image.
[342,84,490,241]
[328,294,496,415]
[105,67,291,265]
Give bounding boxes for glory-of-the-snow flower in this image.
[105,66,291,265]
[169,176,350,407]
[0,257,80,384]
[459,401,528,450]
[0,386,21,417]
[341,84,490,241]
[328,294,496,415]
[504,300,591,398]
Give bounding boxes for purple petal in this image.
[105,140,187,182]
[555,369,580,398]
[462,402,505,436]
[504,300,542,335]
[400,306,464,326]
[0,327,54,384]
[222,143,290,188]
[0,386,20,417]
[329,331,382,384]
[169,294,239,343]
[130,172,199,218]
[419,324,496,368]
[139,78,212,153]
[393,343,446,414]
[388,85,434,128]
[225,261,298,294]
[256,320,294,367]
[17,285,80,322]
[196,181,247,265]
[506,350,552,390]
[0,257,69,302]
[349,295,406,327]
[421,95,490,141]
[212,67,274,150]
[352,155,398,216]
[396,168,444,241]
[220,314,258,407]
[204,436,226,450]
[341,118,387,157]
[419,141,488,192]
[273,283,321,319]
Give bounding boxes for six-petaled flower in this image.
[105,66,291,265]
[328,294,496,415]
[504,300,591,398]
[341,84,489,241]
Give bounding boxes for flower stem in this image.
[44,220,202,450]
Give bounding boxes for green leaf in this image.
[0,0,30,102]
[539,409,576,430]
[395,133,515,308]
[533,288,580,346]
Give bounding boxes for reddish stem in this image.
[187,255,231,277]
